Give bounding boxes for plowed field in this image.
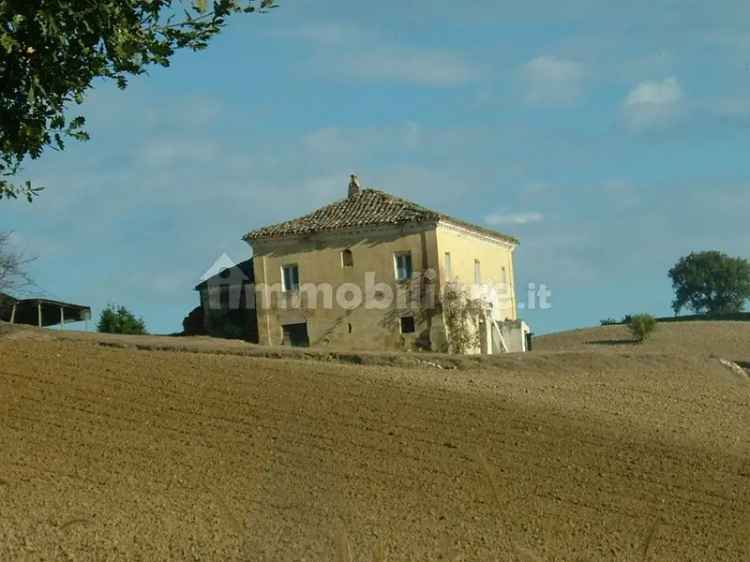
[1,325,748,560]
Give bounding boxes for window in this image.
[501,266,508,286]
[394,252,413,281]
[341,249,354,268]
[282,264,299,292]
[474,260,481,284]
[445,252,452,277]
[282,322,309,347]
[400,316,416,334]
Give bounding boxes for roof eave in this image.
[438,219,519,246]
[245,221,518,246]
[243,219,443,244]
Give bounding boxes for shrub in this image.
[442,282,484,354]
[600,318,619,326]
[627,314,657,343]
[97,304,147,335]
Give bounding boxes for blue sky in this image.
[3,0,750,335]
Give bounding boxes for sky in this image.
[2,0,750,335]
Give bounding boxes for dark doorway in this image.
[283,323,310,347]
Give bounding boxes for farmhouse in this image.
[241,176,530,353]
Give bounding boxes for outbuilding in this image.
[0,293,91,329]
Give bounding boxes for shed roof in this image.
[0,292,18,305]
[243,189,518,244]
[0,295,91,327]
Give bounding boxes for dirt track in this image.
[1,326,749,560]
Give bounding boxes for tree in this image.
[1,0,276,201]
[668,251,750,315]
[0,231,34,295]
[97,304,147,335]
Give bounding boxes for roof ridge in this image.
[367,188,438,212]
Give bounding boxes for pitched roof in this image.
[243,189,518,244]
[195,259,254,291]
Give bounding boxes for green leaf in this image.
[0,34,18,54]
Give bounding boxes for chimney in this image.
[348,174,361,198]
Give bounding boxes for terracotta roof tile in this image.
[243,189,518,244]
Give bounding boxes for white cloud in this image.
[616,51,674,82]
[375,165,475,208]
[130,95,225,130]
[521,56,585,105]
[274,22,480,87]
[302,122,423,156]
[271,22,373,46]
[302,127,354,155]
[623,77,683,131]
[625,77,682,107]
[298,173,352,205]
[333,47,481,86]
[485,211,544,226]
[136,137,221,168]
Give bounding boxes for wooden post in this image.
[60,307,65,331]
[9,304,16,324]
[37,302,42,328]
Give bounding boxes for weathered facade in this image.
[242,176,529,353]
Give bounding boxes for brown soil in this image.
[535,321,750,360]
[1,323,749,560]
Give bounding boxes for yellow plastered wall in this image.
[250,224,441,350]
[435,223,517,321]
